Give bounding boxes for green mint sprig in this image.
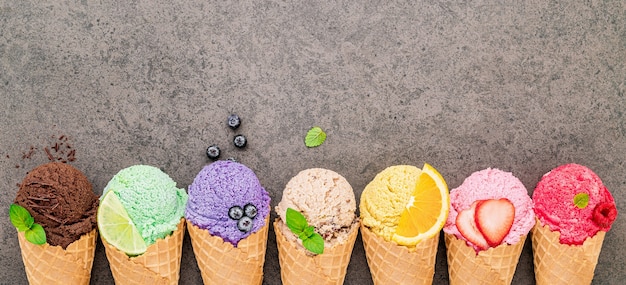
[10,204,47,245]
[305,127,326,148]
[286,208,324,254]
[573,193,590,209]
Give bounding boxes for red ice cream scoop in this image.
[532,163,617,245]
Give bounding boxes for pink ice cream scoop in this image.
[532,163,617,245]
[444,168,535,251]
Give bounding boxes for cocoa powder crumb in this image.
[44,147,54,161]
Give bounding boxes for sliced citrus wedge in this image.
[97,191,147,255]
[392,163,450,246]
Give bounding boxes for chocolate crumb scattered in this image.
[67,149,76,162]
[18,134,76,164]
[44,147,54,161]
[22,146,36,159]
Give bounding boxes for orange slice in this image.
[392,163,449,246]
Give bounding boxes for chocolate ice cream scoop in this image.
[14,162,98,249]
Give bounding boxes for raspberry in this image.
[592,202,617,229]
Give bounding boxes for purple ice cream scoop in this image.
[185,160,271,246]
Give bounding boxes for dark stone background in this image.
[1,1,624,284]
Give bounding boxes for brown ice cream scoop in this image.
[14,162,99,249]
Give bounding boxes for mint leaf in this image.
[10,204,34,232]
[574,193,590,209]
[299,226,315,240]
[303,225,315,238]
[298,232,309,240]
[302,233,324,254]
[305,127,326,148]
[285,208,325,254]
[286,208,307,234]
[10,204,47,245]
[25,223,46,245]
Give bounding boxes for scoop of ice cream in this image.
[443,168,535,251]
[533,163,617,245]
[360,165,421,242]
[14,162,99,249]
[275,168,356,243]
[102,165,187,246]
[185,160,270,246]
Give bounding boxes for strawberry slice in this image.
[475,199,515,247]
[455,201,489,250]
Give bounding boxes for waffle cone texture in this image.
[274,219,359,285]
[17,229,96,285]
[360,225,439,285]
[531,219,605,285]
[187,216,269,285]
[445,233,526,285]
[102,219,185,285]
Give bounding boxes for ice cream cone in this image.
[360,225,438,285]
[444,233,526,285]
[187,216,270,285]
[17,229,96,285]
[531,219,605,285]
[102,219,185,285]
[274,219,359,285]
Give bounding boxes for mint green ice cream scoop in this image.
[102,165,188,246]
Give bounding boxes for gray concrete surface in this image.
[1,0,625,284]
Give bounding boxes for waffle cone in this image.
[187,216,269,285]
[531,219,605,285]
[102,219,185,285]
[360,225,438,285]
[17,229,96,285]
[445,233,526,285]
[274,219,359,285]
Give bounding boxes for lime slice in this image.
[97,191,147,255]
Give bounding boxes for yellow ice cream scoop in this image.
[360,163,449,246]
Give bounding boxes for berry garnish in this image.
[474,199,515,247]
[237,216,253,232]
[456,201,488,250]
[227,114,241,129]
[592,202,617,229]
[244,204,257,218]
[228,206,243,220]
[206,145,221,160]
[456,198,515,250]
[233,135,247,148]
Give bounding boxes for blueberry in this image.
[227,114,241,129]
[228,206,243,220]
[244,204,257,218]
[233,134,247,148]
[206,145,220,160]
[237,216,253,232]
